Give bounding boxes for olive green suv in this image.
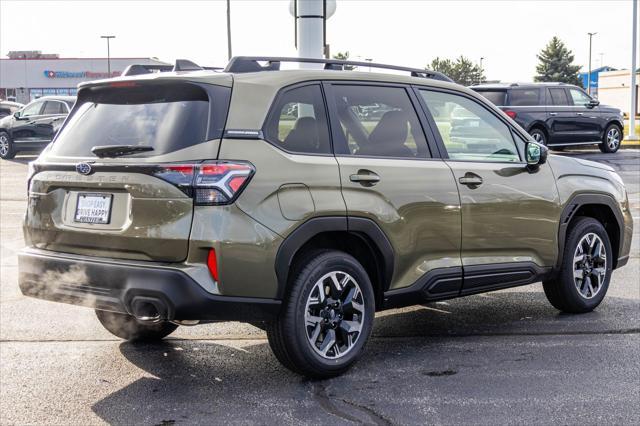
[19,57,633,378]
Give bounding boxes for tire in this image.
[95,309,178,341]
[543,217,613,313]
[599,124,622,153]
[267,250,375,378]
[0,131,16,160]
[529,128,547,146]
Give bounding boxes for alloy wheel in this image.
[0,135,8,157]
[573,233,607,299]
[304,271,365,359]
[532,131,545,145]
[606,127,620,150]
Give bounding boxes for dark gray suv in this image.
[470,83,624,153]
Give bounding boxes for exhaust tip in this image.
[130,296,167,322]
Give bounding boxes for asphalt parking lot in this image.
[1,150,638,425]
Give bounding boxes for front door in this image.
[12,100,46,142]
[567,87,602,142]
[324,83,462,296]
[417,88,561,293]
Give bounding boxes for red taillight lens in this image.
[504,110,517,119]
[207,248,219,282]
[153,161,254,205]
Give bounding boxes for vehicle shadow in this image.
[90,290,639,424]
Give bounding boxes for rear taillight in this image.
[153,161,255,205]
[504,110,517,119]
[207,248,219,281]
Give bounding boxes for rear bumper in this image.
[18,248,281,322]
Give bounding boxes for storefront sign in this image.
[44,70,121,79]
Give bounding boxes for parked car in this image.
[0,96,76,159]
[0,100,23,119]
[19,57,632,378]
[470,82,625,153]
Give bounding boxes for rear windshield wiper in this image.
[91,145,154,158]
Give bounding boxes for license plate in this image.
[74,193,113,224]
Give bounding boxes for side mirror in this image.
[525,142,548,168]
[587,99,600,108]
[13,111,22,119]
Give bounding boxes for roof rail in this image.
[224,56,454,82]
[121,59,223,77]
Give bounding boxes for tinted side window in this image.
[330,85,430,159]
[508,89,541,106]
[420,90,520,162]
[475,90,507,106]
[42,101,66,115]
[548,88,570,106]
[264,84,331,154]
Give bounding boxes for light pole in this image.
[226,0,232,61]
[100,35,115,76]
[587,32,597,96]
[629,0,638,140]
[479,57,485,84]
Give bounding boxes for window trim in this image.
[322,80,436,161]
[413,86,525,164]
[261,81,334,157]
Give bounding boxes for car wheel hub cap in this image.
[573,233,607,299]
[0,136,8,156]
[607,128,620,149]
[305,271,365,359]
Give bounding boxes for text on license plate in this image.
[74,193,113,224]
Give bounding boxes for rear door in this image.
[546,87,578,143]
[417,88,561,289]
[325,82,462,295]
[35,100,69,142]
[25,81,231,262]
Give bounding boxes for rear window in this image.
[508,89,541,106]
[474,90,507,106]
[50,83,230,157]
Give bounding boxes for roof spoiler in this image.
[121,59,222,77]
[224,56,454,82]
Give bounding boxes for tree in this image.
[429,56,485,86]
[534,37,582,85]
[333,51,355,70]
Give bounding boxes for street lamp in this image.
[479,57,485,84]
[587,32,597,96]
[100,35,116,76]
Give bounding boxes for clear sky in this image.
[0,0,636,82]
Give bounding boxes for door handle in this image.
[350,170,380,186]
[549,112,558,116]
[459,173,483,186]
[576,112,584,116]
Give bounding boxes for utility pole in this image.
[629,0,638,140]
[226,0,232,61]
[587,32,597,95]
[100,35,115,76]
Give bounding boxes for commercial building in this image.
[598,69,640,117]
[0,51,168,104]
[578,66,617,98]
